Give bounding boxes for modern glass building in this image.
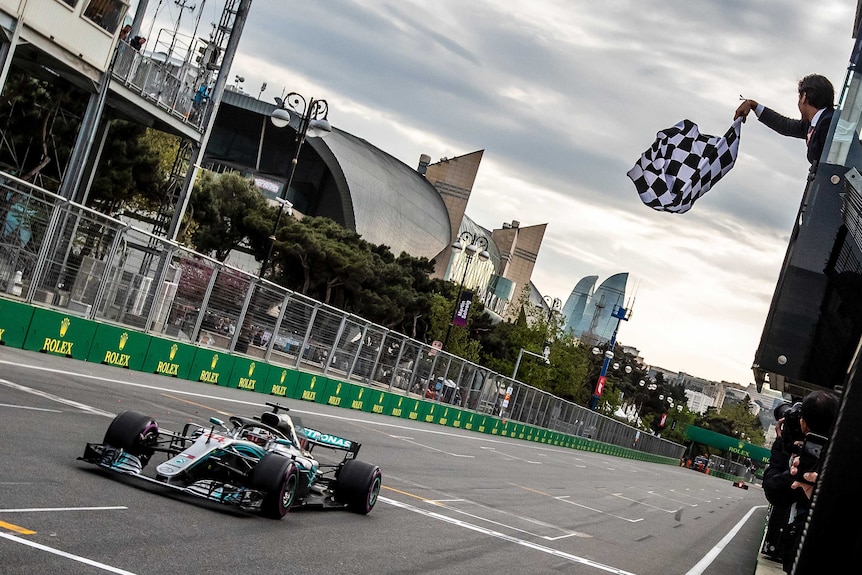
[562,272,628,345]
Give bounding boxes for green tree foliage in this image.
[184,171,272,261]
[88,121,175,214]
[268,214,448,341]
[473,287,592,404]
[0,71,178,213]
[696,395,765,446]
[0,69,85,188]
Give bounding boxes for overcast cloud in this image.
[141,0,858,386]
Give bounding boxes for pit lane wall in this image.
[0,295,682,465]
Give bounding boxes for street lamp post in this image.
[442,231,490,349]
[512,347,550,380]
[259,92,331,278]
[631,378,657,422]
[589,305,630,411]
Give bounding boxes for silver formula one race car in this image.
[79,402,382,519]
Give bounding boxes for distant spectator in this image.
[130,36,146,51]
[193,84,210,109]
[119,24,132,42]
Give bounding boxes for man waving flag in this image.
[627,117,742,214]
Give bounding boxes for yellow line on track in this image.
[0,520,36,535]
[510,483,551,497]
[381,485,435,502]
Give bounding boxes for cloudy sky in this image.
[140,0,858,387]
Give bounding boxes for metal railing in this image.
[111,41,207,130]
[0,172,685,460]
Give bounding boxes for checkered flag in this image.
[627,118,742,214]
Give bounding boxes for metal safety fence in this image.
[0,172,684,460]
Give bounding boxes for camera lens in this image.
[774,402,792,421]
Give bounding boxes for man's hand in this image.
[790,455,817,499]
[735,98,758,122]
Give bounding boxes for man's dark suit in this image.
[758,107,835,164]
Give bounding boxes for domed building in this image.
[204,90,547,320]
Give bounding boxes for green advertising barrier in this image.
[295,372,328,403]
[321,379,355,409]
[461,412,487,433]
[23,307,98,360]
[188,348,236,386]
[423,401,441,425]
[366,388,391,415]
[493,418,510,437]
[448,407,469,429]
[346,384,381,412]
[142,338,196,379]
[0,297,34,348]
[226,357,271,392]
[386,395,423,420]
[265,367,300,398]
[86,323,151,371]
[433,404,461,427]
[422,400,444,425]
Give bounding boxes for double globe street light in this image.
[259,92,332,278]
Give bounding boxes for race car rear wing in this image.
[299,426,361,456]
[262,402,361,456]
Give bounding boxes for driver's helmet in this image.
[243,426,272,446]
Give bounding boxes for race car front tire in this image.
[103,410,159,467]
[251,454,299,519]
[335,459,382,514]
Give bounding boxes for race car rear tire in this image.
[103,410,159,467]
[335,459,382,514]
[251,454,299,519]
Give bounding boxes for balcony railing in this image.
[111,41,208,131]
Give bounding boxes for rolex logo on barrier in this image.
[199,353,220,384]
[279,370,287,384]
[103,331,132,368]
[156,343,181,376]
[238,362,257,391]
[302,375,318,401]
[42,317,74,356]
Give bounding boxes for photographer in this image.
[763,390,839,572]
